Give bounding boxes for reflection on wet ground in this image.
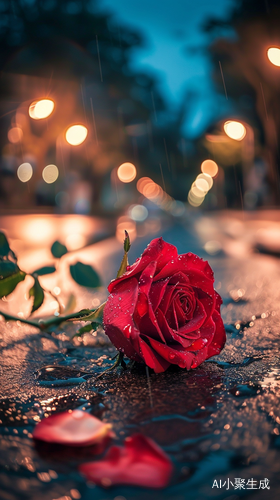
[1,214,280,499]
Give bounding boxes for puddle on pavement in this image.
[35,365,94,387]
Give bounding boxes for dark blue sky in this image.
[97,0,235,137]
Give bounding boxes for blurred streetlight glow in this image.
[194,178,209,193]
[65,233,86,250]
[197,173,213,189]
[17,162,33,182]
[191,184,206,198]
[267,47,280,67]
[143,182,162,199]
[117,162,137,183]
[8,127,23,143]
[201,159,219,177]
[65,125,88,146]
[29,99,54,120]
[136,177,152,192]
[129,204,148,222]
[42,164,59,184]
[224,120,246,141]
[116,216,136,242]
[188,190,204,207]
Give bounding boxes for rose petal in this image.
[178,300,207,335]
[149,278,170,311]
[108,238,178,293]
[214,290,223,313]
[154,253,215,300]
[139,337,170,373]
[193,287,215,318]
[191,345,209,368]
[32,410,112,446]
[145,335,195,370]
[79,433,173,489]
[156,308,195,347]
[103,277,142,362]
[207,310,226,358]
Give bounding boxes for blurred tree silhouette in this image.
[0,0,189,209]
[203,0,280,203]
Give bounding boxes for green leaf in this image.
[74,302,105,323]
[124,230,131,252]
[0,232,11,258]
[32,265,56,276]
[70,261,102,288]
[0,271,26,298]
[116,230,130,278]
[75,322,96,337]
[116,252,128,278]
[29,276,45,313]
[0,261,20,279]
[51,241,68,259]
[67,302,105,324]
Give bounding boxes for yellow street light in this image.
[224,120,246,141]
[29,99,54,119]
[65,125,88,146]
[267,47,280,67]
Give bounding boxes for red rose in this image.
[103,237,226,373]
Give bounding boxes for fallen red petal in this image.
[32,410,112,446]
[79,433,173,488]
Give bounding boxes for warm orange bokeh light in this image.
[142,182,162,199]
[29,99,54,120]
[224,120,246,141]
[201,160,219,178]
[267,47,280,67]
[8,127,23,143]
[65,125,88,146]
[117,162,137,183]
[136,177,153,193]
[116,217,136,243]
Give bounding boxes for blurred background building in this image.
[0,0,279,213]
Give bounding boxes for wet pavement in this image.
[1,212,280,500]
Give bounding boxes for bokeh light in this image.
[116,216,136,243]
[17,162,33,182]
[8,127,23,143]
[196,173,213,189]
[191,183,207,197]
[117,162,137,183]
[129,204,148,221]
[188,190,204,207]
[65,125,88,146]
[65,233,87,250]
[29,99,54,120]
[195,178,209,193]
[224,121,246,141]
[204,240,222,255]
[42,164,59,184]
[136,177,152,192]
[267,47,280,67]
[142,182,162,199]
[201,159,219,177]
